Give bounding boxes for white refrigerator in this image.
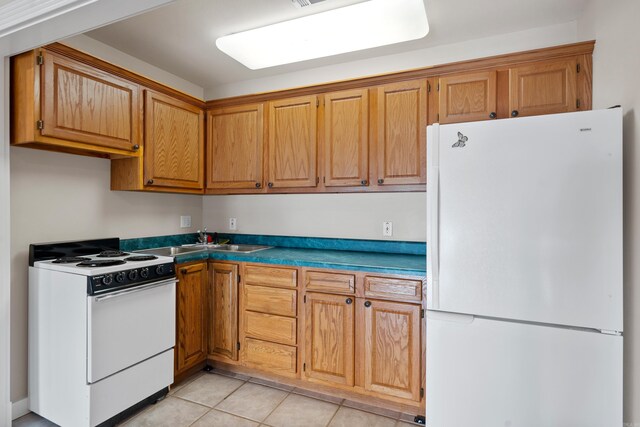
[426,109,623,426]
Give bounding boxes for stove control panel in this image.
[87,262,175,295]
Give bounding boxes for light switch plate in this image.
[180,215,192,228]
[383,221,393,237]
[229,217,237,230]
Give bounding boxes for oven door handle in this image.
[93,278,177,302]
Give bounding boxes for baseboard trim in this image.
[11,397,29,420]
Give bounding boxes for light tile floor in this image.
[13,369,423,427]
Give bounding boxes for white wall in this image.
[578,0,640,422]
[205,21,577,99]
[203,193,426,242]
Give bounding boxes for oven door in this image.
[87,278,176,383]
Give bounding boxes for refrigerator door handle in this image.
[427,124,440,309]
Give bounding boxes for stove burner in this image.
[97,250,128,258]
[76,259,127,267]
[124,255,158,262]
[52,256,91,264]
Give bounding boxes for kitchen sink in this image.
[134,246,207,257]
[206,244,272,253]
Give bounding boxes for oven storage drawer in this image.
[87,279,176,383]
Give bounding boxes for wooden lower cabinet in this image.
[175,262,208,377]
[359,298,422,401]
[209,262,239,361]
[304,292,355,386]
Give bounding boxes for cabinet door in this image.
[305,293,354,386]
[40,49,141,152]
[323,89,369,187]
[176,262,208,375]
[375,80,427,185]
[207,103,264,190]
[438,71,497,123]
[209,262,239,361]
[144,90,204,189]
[267,95,318,188]
[360,299,421,401]
[509,58,578,118]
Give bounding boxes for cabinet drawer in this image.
[363,276,423,302]
[245,265,297,288]
[305,271,355,294]
[244,311,297,346]
[244,285,297,317]
[242,338,297,377]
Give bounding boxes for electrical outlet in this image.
[180,215,192,228]
[383,221,393,237]
[229,217,237,231]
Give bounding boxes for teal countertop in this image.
[121,233,426,276]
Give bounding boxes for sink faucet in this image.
[197,227,208,244]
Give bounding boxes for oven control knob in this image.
[140,267,149,279]
[156,265,165,275]
[103,274,113,285]
[128,270,138,280]
[115,272,126,283]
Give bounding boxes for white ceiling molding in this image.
[0,0,100,38]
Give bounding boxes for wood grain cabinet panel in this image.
[242,337,297,377]
[175,262,208,376]
[207,103,264,190]
[243,311,297,346]
[363,276,423,303]
[323,89,369,187]
[375,80,427,186]
[305,293,355,387]
[267,95,318,188]
[11,48,141,156]
[209,262,239,361]
[144,90,205,190]
[360,299,421,401]
[438,71,497,123]
[244,285,297,317]
[509,58,578,118]
[305,270,355,294]
[244,265,297,289]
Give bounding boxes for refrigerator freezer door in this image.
[426,311,622,427]
[430,109,623,331]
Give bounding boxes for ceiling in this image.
[84,0,587,91]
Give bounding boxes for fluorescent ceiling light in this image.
[216,0,429,70]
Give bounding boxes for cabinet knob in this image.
[511,110,519,117]
[255,182,262,188]
[146,179,154,185]
[346,298,353,305]
[180,268,187,274]
[377,179,384,185]
[133,144,140,150]
[364,301,372,308]
[267,182,274,188]
[360,180,368,186]
[489,112,497,119]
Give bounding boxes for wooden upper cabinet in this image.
[144,90,204,189]
[209,262,239,361]
[267,95,318,189]
[375,80,427,186]
[361,299,421,401]
[207,104,264,190]
[11,48,141,156]
[175,262,208,376]
[305,292,355,387]
[509,58,578,118]
[438,71,497,123]
[323,89,369,187]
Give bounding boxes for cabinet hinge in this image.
[322,176,325,184]
[237,274,241,284]
[303,363,306,371]
[316,177,320,185]
[436,113,440,122]
[421,309,425,319]
[316,99,319,107]
[576,99,581,109]
[36,53,43,65]
[420,387,424,398]
[427,82,431,93]
[437,83,440,91]
[237,342,240,350]
[36,120,44,130]
[303,295,307,303]
[577,63,581,73]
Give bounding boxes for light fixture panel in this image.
[216,0,429,70]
